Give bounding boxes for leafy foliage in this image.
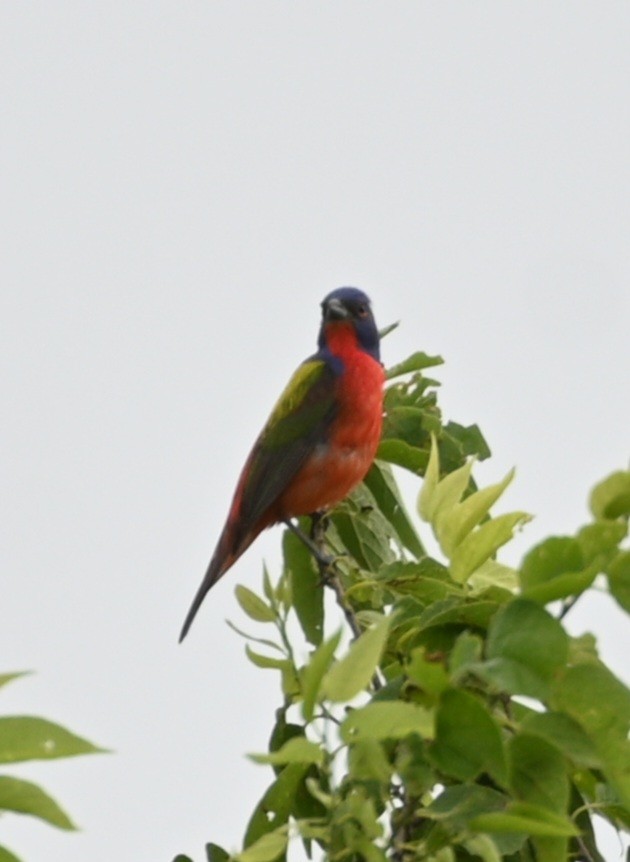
[0,674,104,862]
[179,355,629,862]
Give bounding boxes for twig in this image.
[558,595,579,620]
[284,514,383,690]
[574,834,599,862]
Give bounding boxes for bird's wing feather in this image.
[232,357,339,545]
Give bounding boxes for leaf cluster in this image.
[0,673,104,862]
[177,355,630,862]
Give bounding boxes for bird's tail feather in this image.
[178,551,227,642]
[178,527,258,642]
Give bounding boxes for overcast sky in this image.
[2,4,629,861]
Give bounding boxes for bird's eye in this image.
[356,304,368,318]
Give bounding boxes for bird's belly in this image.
[278,433,379,517]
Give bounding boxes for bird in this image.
[179,287,384,641]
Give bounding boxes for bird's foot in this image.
[283,518,335,571]
[309,510,330,541]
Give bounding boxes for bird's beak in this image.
[324,298,350,322]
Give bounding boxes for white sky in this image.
[2,4,629,861]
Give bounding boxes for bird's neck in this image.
[323,322,360,358]
[323,322,381,364]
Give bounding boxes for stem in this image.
[574,835,598,862]
[558,595,579,620]
[284,514,383,690]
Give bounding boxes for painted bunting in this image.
[180,287,384,641]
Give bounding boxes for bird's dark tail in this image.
[178,552,224,642]
[178,527,258,642]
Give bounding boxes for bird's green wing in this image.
[234,358,338,540]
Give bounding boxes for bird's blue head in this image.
[318,287,380,361]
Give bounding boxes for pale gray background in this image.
[2,4,629,861]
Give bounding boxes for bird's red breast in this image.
[276,321,384,517]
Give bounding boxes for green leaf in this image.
[384,406,430,445]
[341,701,434,743]
[385,352,444,380]
[348,739,393,783]
[417,434,440,519]
[436,468,516,556]
[0,775,75,830]
[244,646,291,671]
[406,649,449,698]
[426,785,526,855]
[550,663,630,809]
[321,616,390,702]
[422,458,475,526]
[233,827,288,862]
[576,520,627,564]
[0,846,23,862]
[376,439,427,473]
[590,470,630,520]
[429,689,507,786]
[607,550,630,613]
[224,621,284,653]
[449,631,483,681]
[243,764,309,848]
[508,733,568,813]
[262,564,274,603]
[363,461,425,557]
[469,802,579,837]
[467,560,519,595]
[249,736,322,766]
[235,585,276,623]
[450,511,531,583]
[442,421,492,462]
[378,320,400,340]
[375,559,454,605]
[283,529,323,646]
[0,673,30,691]
[415,597,500,635]
[206,846,230,862]
[522,568,597,605]
[460,835,502,862]
[332,497,396,572]
[0,717,104,764]
[426,783,510,828]
[301,629,342,722]
[520,712,601,768]
[482,599,568,700]
[520,536,584,590]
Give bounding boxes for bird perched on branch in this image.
[179,287,384,641]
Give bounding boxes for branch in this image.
[284,514,383,690]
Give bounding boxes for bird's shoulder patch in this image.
[267,358,333,426]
